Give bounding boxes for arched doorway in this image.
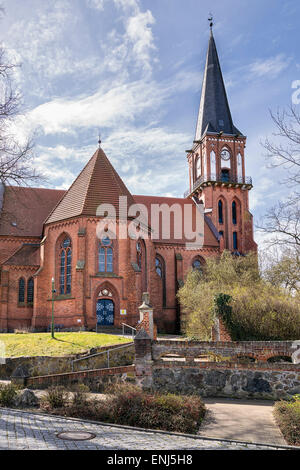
[96,298,115,326]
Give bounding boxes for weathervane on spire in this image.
[98,131,102,148]
[208,13,213,31]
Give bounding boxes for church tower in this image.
[185,24,256,254]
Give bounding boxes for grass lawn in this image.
[274,397,300,446]
[0,332,129,357]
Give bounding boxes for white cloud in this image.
[248,54,291,79]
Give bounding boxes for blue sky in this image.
[1,0,300,247]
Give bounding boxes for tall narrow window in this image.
[60,237,72,295]
[233,232,238,250]
[27,278,34,304]
[203,152,207,180]
[99,237,113,273]
[218,200,223,224]
[232,201,237,225]
[137,239,147,291]
[210,150,216,179]
[237,153,243,182]
[18,278,25,303]
[137,241,142,269]
[155,255,166,307]
[196,156,201,179]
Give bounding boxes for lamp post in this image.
[51,277,56,339]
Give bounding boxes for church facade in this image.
[0,29,256,333]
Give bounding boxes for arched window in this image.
[203,152,207,180]
[237,153,243,182]
[196,155,201,179]
[218,200,223,224]
[99,236,113,273]
[155,255,166,307]
[60,237,72,295]
[137,239,147,291]
[210,150,216,178]
[18,278,25,303]
[233,232,238,250]
[232,201,237,225]
[192,256,205,273]
[27,278,34,304]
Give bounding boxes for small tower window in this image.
[232,201,237,225]
[196,156,201,179]
[233,232,238,250]
[221,169,230,182]
[218,200,223,224]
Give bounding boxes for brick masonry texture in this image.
[136,338,300,399]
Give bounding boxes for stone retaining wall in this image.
[0,343,134,379]
[25,365,136,392]
[134,332,300,399]
[152,363,300,399]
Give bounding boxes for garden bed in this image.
[273,396,300,446]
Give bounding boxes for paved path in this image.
[0,409,290,450]
[200,398,286,445]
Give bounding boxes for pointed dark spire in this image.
[195,28,242,140]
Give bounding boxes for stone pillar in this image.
[134,328,153,389]
[211,315,232,342]
[137,293,157,340]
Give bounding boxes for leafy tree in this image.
[178,251,300,341]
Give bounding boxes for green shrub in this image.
[109,385,206,434]
[178,251,300,341]
[274,396,300,446]
[0,384,18,407]
[41,383,206,434]
[42,386,69,409]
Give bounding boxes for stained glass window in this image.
[233,232,238,250]
[99,237,113,273]
[60,238,72,295]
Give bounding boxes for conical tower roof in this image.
[195,30,242,140]
[46,148,135,224]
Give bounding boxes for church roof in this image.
[133,195,219,246]
[195,30,243,140]
[3,243,40,266]
[46,147,135,224]
[0,186,65,237]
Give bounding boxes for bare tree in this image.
[258,106,300,248]
[0,8,43,187]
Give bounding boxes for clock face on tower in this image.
[221,149,231,161]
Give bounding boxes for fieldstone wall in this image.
[152,363,300,400]
[134,333,300,399]
[0,343,134,379]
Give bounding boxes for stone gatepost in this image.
[134,328,153,390]
[137,292,157,340]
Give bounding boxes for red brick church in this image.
[0,28,256,333]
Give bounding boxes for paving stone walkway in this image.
[0,409,291,450]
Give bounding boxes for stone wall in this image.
[0,342,134,379]
[152,363,300,400]
[134,332,300,399]
[26,365,136,392]
[152,339,297,362]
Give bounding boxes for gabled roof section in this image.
[195,30,243,140]
[3,243,40,266]
[0,186,66,237]
[46,148,135,224]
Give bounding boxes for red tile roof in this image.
[3,243,40,266]
[46,148,135,224]
[133,195,219,246]
[0,186,66,237]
